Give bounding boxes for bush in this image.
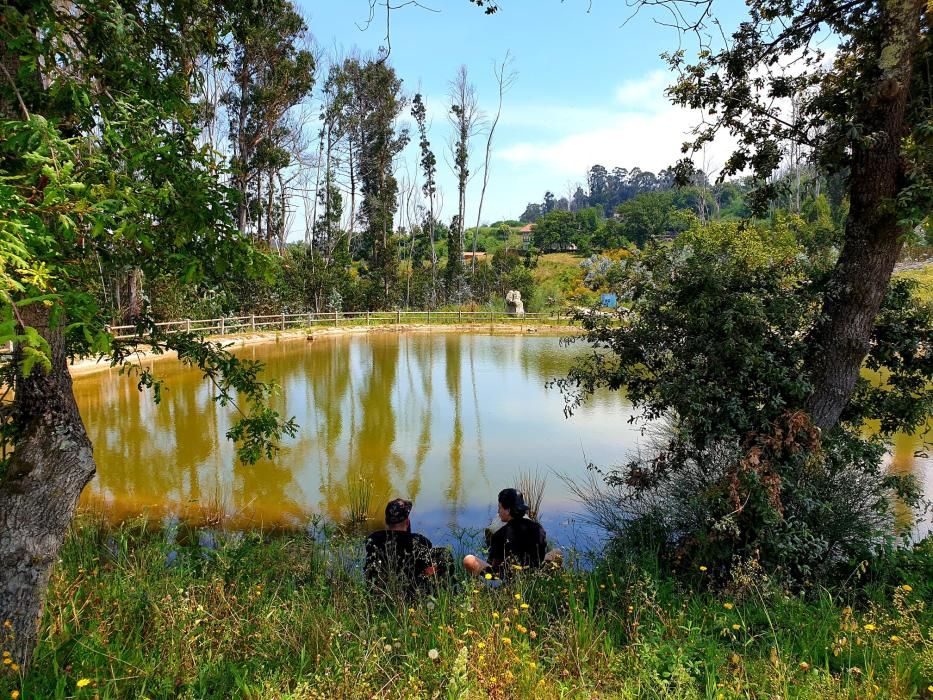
[558,220,931,585]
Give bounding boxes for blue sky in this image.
[298,0,750,225]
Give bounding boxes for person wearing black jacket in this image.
[463,488,547,579]
[365,498,450,596]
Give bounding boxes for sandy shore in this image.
[68,322,581,377]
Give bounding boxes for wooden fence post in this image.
[185,318,191,332]
[250,314,255,331]
[281,313,285,331]
[220,317,225,335]
[334,310,339,327]
[396,309,401,325]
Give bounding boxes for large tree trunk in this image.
[0,305,96,670]
[806,0,923,431]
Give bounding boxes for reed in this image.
[517,469,547,522]
[345,478,373,529]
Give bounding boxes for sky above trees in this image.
[301,0,751,225]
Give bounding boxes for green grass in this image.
[533,253,587,310]
[2,518,931,699]
[896,264,933,304]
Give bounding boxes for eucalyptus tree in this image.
[411,93,439,305]
[447,65,481,302]
[0,1,295,667]
[355,59,409,308]
[223,0,315,246]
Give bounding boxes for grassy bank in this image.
[2,518,931,699]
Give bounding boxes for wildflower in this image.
[529,630,537,639]
[599,584,605,589]
[502,637,512,645]
[492,612,499,620]
[516,624,528,634]
[477,642,486,649]
[384,644,393,652]
[889,635,901,642]
[732,624,741,631]
[428,648,439,661]
[528,661,537,669]
[901,584,912,592]
[849,667,862,676]
[411,632,418,638]
[723,603,734,610]
[520,603,529,609]
[2,621,11,630]
[2,659,9,666]
[799,662,810,671]
[484,573,493,580]
[514,593,522,600]
[928,686,933,694]
[1,652,8,658]
[863,624,876,632]
[627,606,634,613]
[11,691,20,699]
[77,678,91,688]
[408,607,415,614]
[699,565,708,572]
[9,664,17,673]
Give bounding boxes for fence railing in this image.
[107,310,570,340]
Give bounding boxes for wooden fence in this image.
[106,310,569,340]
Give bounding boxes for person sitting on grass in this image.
[463,488,548,580]
[364,498,449,596]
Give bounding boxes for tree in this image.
[223,0,315,246]
[355,60,409,308]
[659,0,931,431]
[469,53,515,275]
[0,1,295,667]
[557,221,931,578]
[615,191,696,247]
[446,66,480,302]
[411,93,439,306]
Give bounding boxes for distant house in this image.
[519,223,534,247]
[463,251,487,261]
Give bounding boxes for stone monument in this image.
[505,289,525,317]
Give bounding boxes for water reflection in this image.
[75,332,932,546]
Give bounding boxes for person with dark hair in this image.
[365,498,446,596]
[463,488,548,579]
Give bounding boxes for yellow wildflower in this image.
[2,659,9,666]
[514,593,522,600]
[901,584,912,592]
[520,603,529,609]
[484,573,493,580]
[1,652,8,658]
[799,662,810,671]
[502,637,512,645]
[492,612,499,619]
[863,624,876,632]
[76,678,91,688]
[9,664,17,672]
[477,642,486,649]
[699,565,708,572]
[890,635,901,642]
[11,691,20,700]
[528,661,537,670]
[732,624,741,631]
[723,602,734,610]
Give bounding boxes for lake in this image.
[74,331,932,548]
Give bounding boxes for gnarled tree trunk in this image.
[806,0,924,431]
[0,305,96,669]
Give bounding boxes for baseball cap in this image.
[385,498,413,526]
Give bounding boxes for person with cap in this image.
[364,498,443,596]
[463,488,548,579]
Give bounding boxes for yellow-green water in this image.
[73,332,931,544]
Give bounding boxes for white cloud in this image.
[496,100,736,178]
[614,69,670,110]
